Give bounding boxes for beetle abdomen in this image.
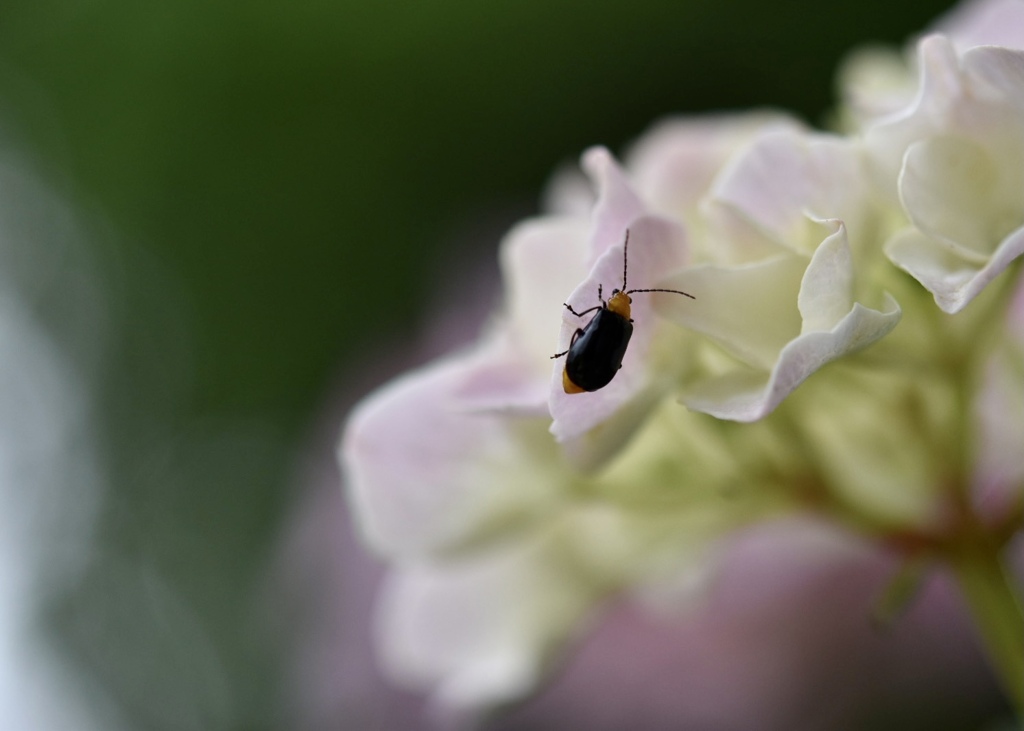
[564,309,634,392]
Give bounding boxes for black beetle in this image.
[552,230,694,393]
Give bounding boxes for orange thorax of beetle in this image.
[606,291,632,319]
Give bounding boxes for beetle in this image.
[551,230,694,394]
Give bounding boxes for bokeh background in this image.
[0,0,962,728]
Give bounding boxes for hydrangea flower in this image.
[867,36,1024,312]
[341,0,1024,724]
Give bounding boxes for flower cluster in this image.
[342,0,1024,723]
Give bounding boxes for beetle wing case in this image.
[564,309,634,392]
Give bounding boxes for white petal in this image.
[865,35,964,198]
[899,136,1017,258]
[905,35,965,126]
[700,198,788,265]
[798,221,854,334]
[683,298,901,422]
[885,225,1024,312]
[712,130,867,254]
[657,254,806,370]
[342,354,558,558]
[374,534,600,720]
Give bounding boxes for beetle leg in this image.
[563,302,602,318]
[550,328,586,359]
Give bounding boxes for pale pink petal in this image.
[962,42,1024,103]
[580,146,648,265]
[973,340,1024,525]
[712,130,867,255]
[493,518,1000,731]
[452,331,550,416]
[973,276,1024,524]
[625,113,802,220]
[450,216,593,415]
[935,0,1024,52]
[374,533,601,722]
[342,354,557,558]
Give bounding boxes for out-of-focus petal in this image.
[935,0,1024,52]
[580,146,648,265]
[712,131,868,255]
[963,41,1024,102]
[973,338,1024,523]
[343,354,560,558]
[865,35,964,198]
[837,47,919,128]
[453,217,593,415]
[452,331,550,415]
[973,278,1024,524]
[625,113,802,222]
[374,532,602,721]
[503,217,592,363]
[542,164,595,217]
[839,0,1024,135]
[799,368,954,527]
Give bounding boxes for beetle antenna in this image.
[622,229,629,292]
[627,287,696,300]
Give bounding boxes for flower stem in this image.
[947,533,1024,718]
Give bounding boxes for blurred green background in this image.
[0,0,956,728]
